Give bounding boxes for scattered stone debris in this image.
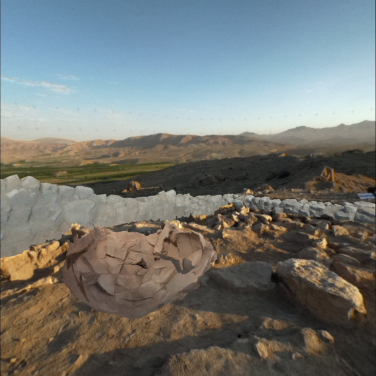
[122,180,142,193]
[1,202,375,376]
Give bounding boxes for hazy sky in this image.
[1,0,375,141]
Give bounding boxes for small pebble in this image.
[292,353,303,360]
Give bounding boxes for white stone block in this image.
[4,175,21,194]
[222,194,235,204]
[75,185,94,199]
[41,182,58,194]
[63,199,97,226]
[21,176,41,191]
[354,201,375,209]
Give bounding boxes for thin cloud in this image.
[58,74,80,81]
[1,75,73,94]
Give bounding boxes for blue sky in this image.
[1,0,375,141]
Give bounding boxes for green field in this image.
[0,161,175,185]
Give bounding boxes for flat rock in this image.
[297,247,332,267]
[332,225,350,237]
[332,254,361,266]
[332,262,376,298]
[339,246,376,263]
[210,261,274,292]
[276,258,367,325]
[158,346,253,376]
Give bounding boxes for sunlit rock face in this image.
[62,221,217,319]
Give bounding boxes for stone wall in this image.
[1,175,375,258]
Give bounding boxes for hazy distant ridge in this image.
[254,121,375,145]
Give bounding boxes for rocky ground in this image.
[79,151,376,205]
[1,202,375,376]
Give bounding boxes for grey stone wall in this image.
[1,175,375,258]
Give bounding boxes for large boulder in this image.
[276,259,367,325]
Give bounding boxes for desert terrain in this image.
[78,150,376,206]
[1,121,375,376]
[1,121,374,167]
[1,201,375,375]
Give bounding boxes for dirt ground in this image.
[1,149,375,376]
[1,205,375,376]
[75,151,376,205]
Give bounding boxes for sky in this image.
[1,0,375,141]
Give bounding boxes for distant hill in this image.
[257,121,375,145]
[32,137,78,145]
[1,121,374,166]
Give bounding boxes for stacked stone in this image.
[1,175,375,258]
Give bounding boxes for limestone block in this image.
[58,185,75,200]
[30,202,63,224]
[271,199,282,208]
[41,182,58,194]
[222,194,235,204]
[233,199,244,210]
[4,175,21,194]
[1,201,12,223]
[259,197,271,211]
[309,203,326,217]
[176,194,190,208]
[21,176,41,191]
[244,195,254,204]
[276,258,367,325]
[165,189,177,201]
[281,199,298,207]
[284,202,303,215]
[88,193,107,203]
[138,200,154,221]
[357,206,375,218]
[338,203,358,221]
[325,204,345,219]
[157,192,171,218]
[274,206,284,214]
[93,203,117,227]
[354,201,375,210]
[5,188,38,207]
[299,204,311,217]
[63,199,97,226]
[6,205,33,224]
[31,227,61,247]
[247,197,260,210]
[113,201,134,223]
[211,195,223,211]
[354,211,375,225]
[74,185,94,199]
[107,194,124,204]
[147,195,163,220]
[0,222,34,246]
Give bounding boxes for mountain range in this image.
[1,121,374,166]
